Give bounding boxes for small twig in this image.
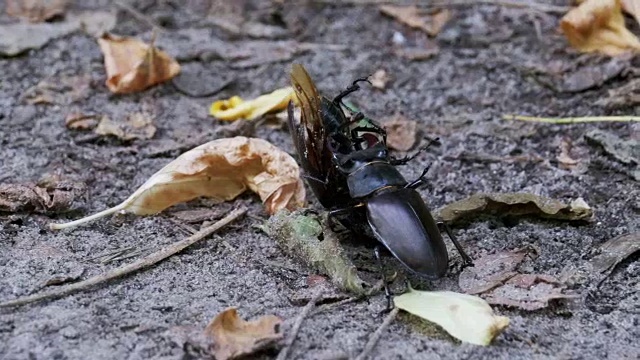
[503,114,640,124]
[354,308,400,360]
[312,277,387,316]
[115,1,166,32]
[310,0,569,14]
[276,287,324,360]
[0,207,247,308]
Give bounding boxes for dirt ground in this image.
[1,1,639,359]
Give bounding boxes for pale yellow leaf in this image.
[394,288,509,346]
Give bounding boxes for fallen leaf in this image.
[205,308,282,360]
[458,249,532,295]
[560,0,640,56]
[0,11,116,56]
[589,233,640,275]
[6,0,67,22]
[394,288,509,346]
[380,5,451,37]
[596,77,640,108]
[65,113,99,130]
[21,75,92,106]
[622,0,640,26]
[584,129,639,165]
[97,33,181,94]
[0,180,85,214]
[94,113,156,141]
[557,138,579,169]
[210,87,296,121]
[49,137,305,229]
[482,274,577,311]
[383,114,418,151]
[264,211,368,295]
[436,193,594,224]
[394,45,440,61]
[370,69,390,90]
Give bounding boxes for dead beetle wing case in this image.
[288,64,350,208]
[366,187,449,279]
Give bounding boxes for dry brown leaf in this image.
[49,137,305,229]
[589,232,640,275]
[0,180,85,214]
[622,0,640,26]
[380,5,450,37]
[370,69,390,90]
[560,0,640,56]
[65,113,99,130]
[557,138,579,169]
[459,250,577,311]
[97,33,180,94]
[6,0,67,22]
[205,307,282,360]
[21,75,91,106]
[94,113,156,141]
[383,114,418,151]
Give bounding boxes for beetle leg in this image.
[405,165,432,189]
[332,77,372,107]
[374,245,393,312]
[327,204,364,233]
[437,221,474,266]
[390,137,440,166]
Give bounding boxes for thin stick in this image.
[0,207,247,308]
[276,287,324,360]
[502,114,640,124]
[354,308,400,360]
[115,1,166,32]
[311,0,569,14]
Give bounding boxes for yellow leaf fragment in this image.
[97,33,180,94]
[49,137,305,230]
[210,87,295,121]
[394,288,509,346]
[560,0,640,56]
[205,308,283,360]
[379,5,450,37]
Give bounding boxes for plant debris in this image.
[369,69,390,90]
[437,193,594,224]
[584,129,639,165]
[0,11,116,56]
[21,75,92,105]
[205,307,282,360]
[98,33,181,94]
[458,248,532,295]
[557,138,580,169]
[65,113,100,130]
[560,0,640,56]
[49,137,304,229]
[94,113,157,141]
[6,0,67,22]
[0,180,85,214]
[394,287,509,346]
[263,211,368,295]
[622,0,640,26]
[589,233,640,275]
[210,87,295,121]
[379,5,451,37]
[459,249,576,311]
[383,114,418,151]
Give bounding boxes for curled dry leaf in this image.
[557,138,579,169]
[264,211,368,295]
[97,33,180,94]
[379,5,451,37]
[589,232,640,275]
[65,113,99,130]
[560,0,640,56]
[436,192,594,224]
[383,114,418,151]
[394,288,509,346]
[6,0,67,22]
[458,248,532,295]
[49,137,305,230]
[205,307,282,360]
[210,87,296,121]
[94,113,156,141]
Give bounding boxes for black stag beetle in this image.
[287,64,473,305]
